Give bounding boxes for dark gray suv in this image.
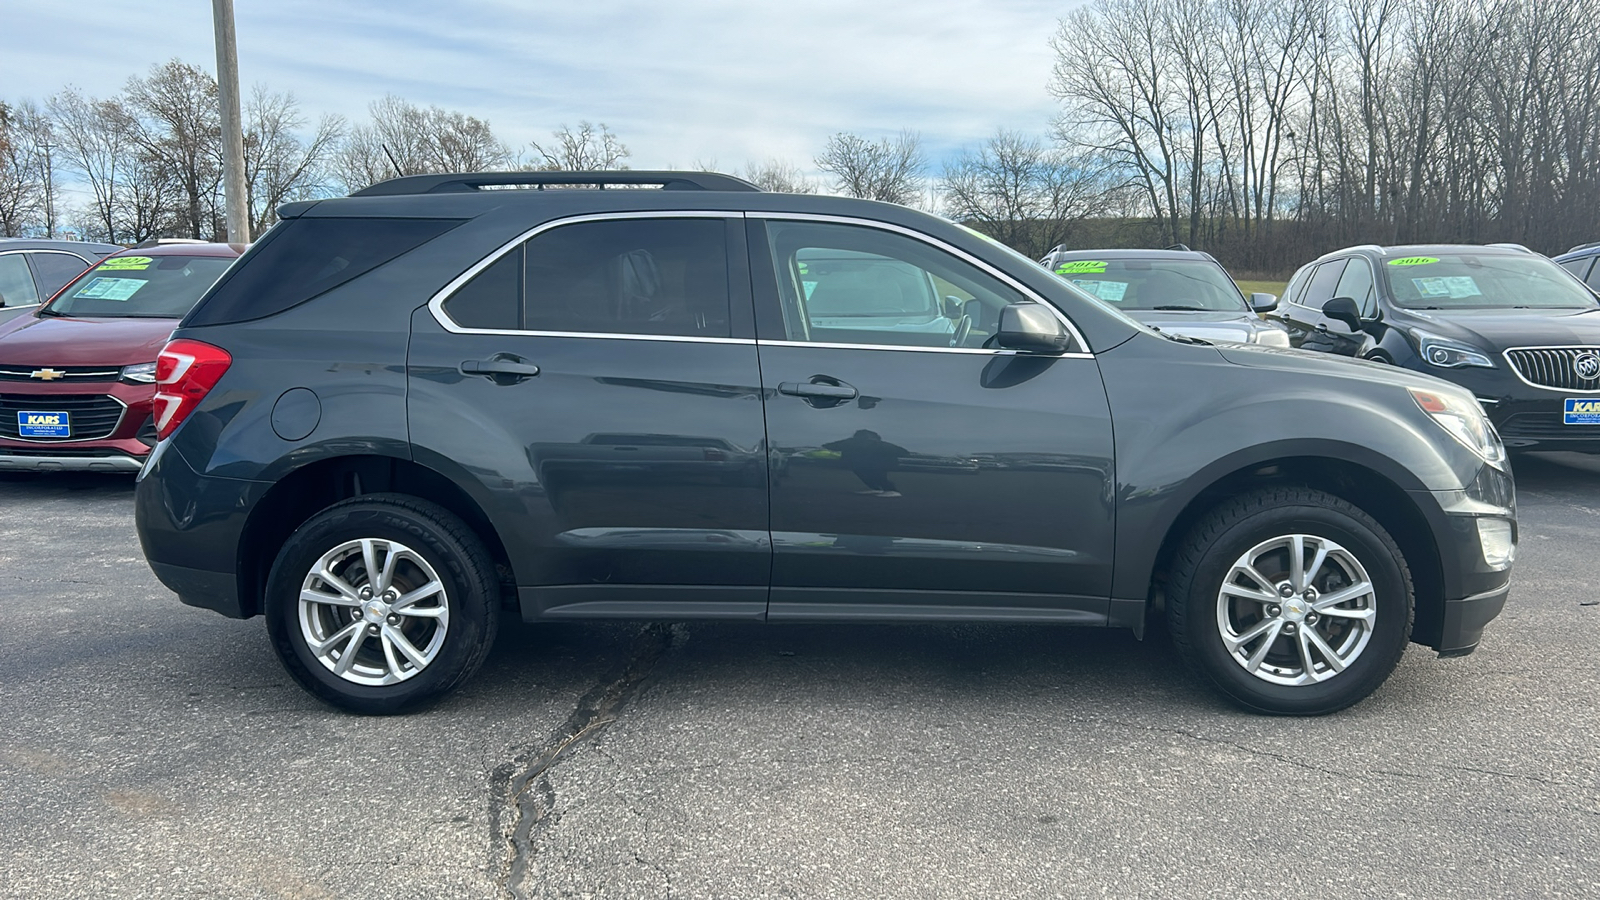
[134,171,1516,716]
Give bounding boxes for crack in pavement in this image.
[489,623,676,899]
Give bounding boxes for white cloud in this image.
[2,0,1084,177]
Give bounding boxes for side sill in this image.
[769,587,1108,625]
[518,584,768,622]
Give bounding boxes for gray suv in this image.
[133,171,1515,716]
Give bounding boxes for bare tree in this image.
[527,122,629,170]
[0,101,50,236]
[814,131,925,205]
[941,131,1112,258]
[336,95,511,191]
[243,86,343,234]
[125,59,223,239]
[740,158,817,193]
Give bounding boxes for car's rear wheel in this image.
[1167,487,1412,715]
[265,494,499,714]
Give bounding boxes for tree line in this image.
[5,0,1598,274]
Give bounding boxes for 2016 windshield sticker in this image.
[99,256,153,271]
[1387,256,1438,267]
[1055,260,1108,275]
[1071,278,1128,302]
[1412,276,1482,299]
[74,277,147,301]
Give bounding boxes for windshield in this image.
[1383,254,1597,310]
[45,255,234,318]
[1048,258,1247,312]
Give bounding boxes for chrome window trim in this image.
[427,210,741,340]
[755,339,1091,359]
[1501,345,1600,393]
[0,248,97,265]
[747,211,1093,354]
[429,209,1096,357]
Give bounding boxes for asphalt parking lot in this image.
[2,455,1598,899]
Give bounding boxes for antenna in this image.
[381,144,403,178]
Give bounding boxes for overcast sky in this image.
[3,0,1083,179]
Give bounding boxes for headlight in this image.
[1251,327,1291,348]
[120,362,158,384]
[1413,330,1493,368]
[1411,387,1506,465]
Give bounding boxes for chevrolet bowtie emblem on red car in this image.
[30,369,65,381]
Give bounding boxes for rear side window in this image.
[523,218,731,337]
[444,247,522,330]
[185,217,462,326]
[1303,260,1347,307]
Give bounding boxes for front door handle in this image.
[778,380,858,400]
[461,355,540,384]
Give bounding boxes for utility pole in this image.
[212,0,249,243]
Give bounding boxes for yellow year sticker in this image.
[100,256,153,270]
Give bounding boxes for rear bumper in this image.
[135,441,264,618]
[148,560,246,618]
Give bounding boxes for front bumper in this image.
[0,379,158,464]
[1414,363,1600,450]
[1409,463,1516,656]
[0,451,143,472]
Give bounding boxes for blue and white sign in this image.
[17,411,70,438]
[1564,398,1600,425]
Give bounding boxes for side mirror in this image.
[1322,297,1363,332]
[943,295,965,319]
[996,302,1071,353]
[1249,292,1278,313]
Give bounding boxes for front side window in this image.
[0,254,39,307]
[1050,258,1247,312]
[1303,260,1347,308]
[1382,254,1598,310]
[28,252,92,298]
[45,255,235,318]
[522,218,731,338]
[764,220,1027,348]
[1334,258,1377,317]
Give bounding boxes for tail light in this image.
[153,339,232,440]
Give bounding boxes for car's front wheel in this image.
[265,495,500,714]
[1167,487,1413,715]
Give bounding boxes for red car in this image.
[0,243,242,472]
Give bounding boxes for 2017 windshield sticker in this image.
[1413,276,1482,299]
[74,277,147,301]
[99,256,153,271]
[1055,260,1108,275]
[1387,256,1438,267]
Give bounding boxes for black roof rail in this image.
[350,170,762,197]
[1567,240,1600,254]
[1164,243,1192,252]
[1486,242,1533,254]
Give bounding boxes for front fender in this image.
[1098,336,1485,601]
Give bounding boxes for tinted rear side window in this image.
[186,217,462,326]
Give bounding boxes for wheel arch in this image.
[235,454,515,618]
[1136,444,1444,645]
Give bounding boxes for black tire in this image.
[1166,487,1413,715]
[265,494,500,714]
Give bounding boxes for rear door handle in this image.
[461,358,541,377]
[778,380,858,400]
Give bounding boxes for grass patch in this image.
[1235,279,1288,298]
